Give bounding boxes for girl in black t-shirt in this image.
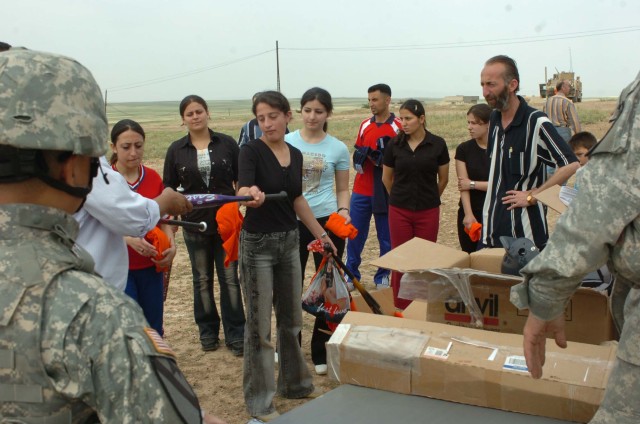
[236,91,335,420]
[382,99,450,310]
[455,104,492,253]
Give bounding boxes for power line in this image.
[281,26,640,52]
[108,49,275,92]
[104,25,638,101]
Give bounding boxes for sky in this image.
[3,0,640,103]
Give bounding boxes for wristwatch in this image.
[470,181,476,190]
[526,193,534,205]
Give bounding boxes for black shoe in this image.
[228,341,244,357]
[202,339,220,352]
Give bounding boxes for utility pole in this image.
[569,48,573,72]
[276,40,281,92]
[104,90,108,115]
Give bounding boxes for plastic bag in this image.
[302,257,351,331]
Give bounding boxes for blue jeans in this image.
[183,230,245,347]
[346,192,391,283]
[240,229,314,416]
[554,126,572,142]
[125,266,164,336]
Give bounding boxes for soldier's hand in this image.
[155,188,193,216]
[522,313,567,379]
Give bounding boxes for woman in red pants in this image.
[382,99,450,310]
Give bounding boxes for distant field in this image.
[106,97,615,167]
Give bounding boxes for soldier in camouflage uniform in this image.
[0,49,225,423]
[511,72,640,423]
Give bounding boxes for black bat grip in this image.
[264,191,288,201]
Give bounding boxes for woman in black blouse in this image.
[382,99,450,310]
[163,95,245,355]
[455,104,491,253]
[236,91,335,421]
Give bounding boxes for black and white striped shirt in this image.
[482,96,578,249]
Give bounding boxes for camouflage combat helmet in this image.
[0,48,108,156]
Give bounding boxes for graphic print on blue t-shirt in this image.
[301,151,326,194]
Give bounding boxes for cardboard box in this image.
[350,287,396,316]
[327,311,616,423]
[369,238,616,345]
[533,184,567,213]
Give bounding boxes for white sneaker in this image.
[375,274,390,289]
[314,364,328,375]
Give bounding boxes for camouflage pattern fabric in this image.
[511,71,640,423]
[0,204,200,423]
[0,48,107,156]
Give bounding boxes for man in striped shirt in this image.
[480,55,580,250]
[543,80,581,142]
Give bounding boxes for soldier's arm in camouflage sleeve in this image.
[513,150,640,320]
[43,276,202,424]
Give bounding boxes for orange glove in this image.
[464,222,482,242]
[145,227,171,272]
[325,212,358,240]
[216,202,243,267]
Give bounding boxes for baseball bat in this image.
[185,191,288,209]
[159,218,207,232]
[324,244,385,315]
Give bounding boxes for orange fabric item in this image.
[145,227,171,272]
[216,202,243,267]
[464,222,483,242]
[325,212,358,240]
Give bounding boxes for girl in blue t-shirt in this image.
[285,87,351,375]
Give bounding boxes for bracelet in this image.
[319,231,329,239]
[337,207,349,213]
[470,181,476,190]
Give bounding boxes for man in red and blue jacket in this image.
[347,84,402,288]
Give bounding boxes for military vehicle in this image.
[539,67,582,102]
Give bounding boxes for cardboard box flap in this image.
[469,248,505,274]
[534,185,567,214]
[369,237,469,272]
[351,287,396,316]
[403,299,428,321]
